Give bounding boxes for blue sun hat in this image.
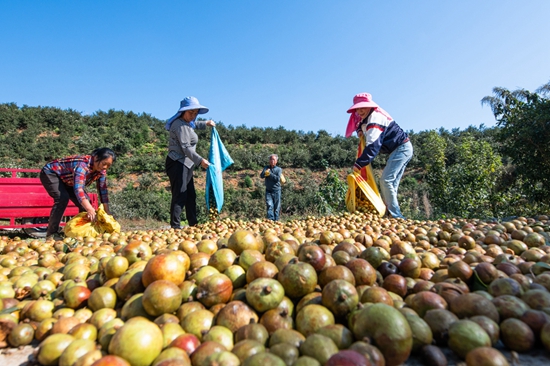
[165,96,209,131]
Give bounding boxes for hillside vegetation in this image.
[0,81,548,223]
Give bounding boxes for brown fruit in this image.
[465,347,509,366]
[449,293,500,323]
[298,245,327,271]
[382,274,408,298]
[196,273,233,308]
[500,318,535,353]
[420,345,447,366]
[246,261,279,283]
[215,301,259,333]
[423,309,459,345]
[321,279,359,318]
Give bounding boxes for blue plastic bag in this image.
[206,127,234,213]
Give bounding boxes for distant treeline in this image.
[0,81,548,221]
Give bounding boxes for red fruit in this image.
[326,350,371,366]
[64,286,91,309]
[297,245,327,271]
[170,333,201,355]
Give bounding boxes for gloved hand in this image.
[264,169,271,177]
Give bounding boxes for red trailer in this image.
[0,168,98,238]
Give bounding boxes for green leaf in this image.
[471,270,489,291]
[0,306,19,315]
[534,262,550,270]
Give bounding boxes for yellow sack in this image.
[64,204,121,238]
[345,166,386,217]
[95,204,121,233]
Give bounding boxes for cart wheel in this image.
[22,217,49,238]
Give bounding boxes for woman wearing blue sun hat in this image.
[165,96,215,228]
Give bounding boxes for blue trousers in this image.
[265,190,281,221]
[380,141,413,218]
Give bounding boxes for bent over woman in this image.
[40,147,116,240]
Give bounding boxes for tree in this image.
[315,170,348,215]
[420,131,449,215]
[482,81,550,205]
[445,136,502,218]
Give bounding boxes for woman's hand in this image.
[206,120,216,127]
[81,198,97,221]
[86,208,97,222]
[201,159,210,169]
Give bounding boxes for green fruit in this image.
[268,343,300,365]
[88,286,117,311]
[292,356,321,366]
[245,278,285,313]
[277,261,317,299]
[299,334,339,365]
[242,352,286,366]
[203,325,234,351]
[180,309,214,341]
[142,280,182,317]
[8,323,34,347]
[37,333,75,366]
[315,324,354,350]
[151,347,191,366]
[268,328,305,348]
[351,303,413,366]
[235,321,269,346]
[59,338,97,366]
[321,279,359,318]
[232,339,265,363]
[296,304,335,337]
[108,317,163,366]
[447,319,491,359]
[203,351,240,366]
[403,313,433,351]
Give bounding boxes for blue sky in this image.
[1,1,549,136]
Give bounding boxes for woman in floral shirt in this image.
[40,147,116,240]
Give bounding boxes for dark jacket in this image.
[260,166,282,191]
[354,110,409,169]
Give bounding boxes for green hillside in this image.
[1,82,548,223]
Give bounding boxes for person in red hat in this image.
[346,93,413,219]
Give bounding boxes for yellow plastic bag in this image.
[64,204,121,238]
[345,166,386,217]
[280,173,286,185]
[95,204,121,234]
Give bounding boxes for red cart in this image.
[0,168,98,238]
